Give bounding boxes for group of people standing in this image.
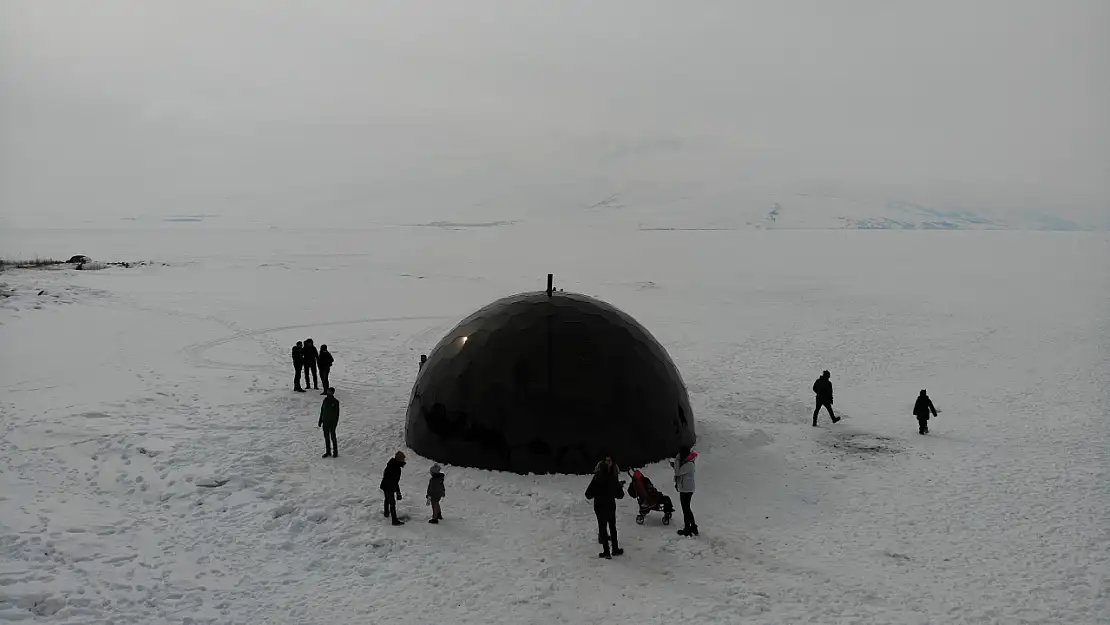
[291,338,334,394]
[585,446,698,559]
[290,339,340,457]
[378,451,446,526]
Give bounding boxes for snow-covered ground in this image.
[1,224,1107,624]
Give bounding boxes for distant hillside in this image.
[598,190,1099,232]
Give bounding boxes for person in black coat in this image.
[913,389,939,434]
[585,454,625,559]
[291,342,305,392]
[318,387,340,457]
[318,345,334,395]
[380,451,406,525]
[812,370,840,426]
[303,338,319,391]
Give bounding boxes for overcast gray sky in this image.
[2,0,1107,228]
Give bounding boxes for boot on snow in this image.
[611,541,624,556]
[429,518,439,524]
[322,452,331,458]
[598,547,611,559]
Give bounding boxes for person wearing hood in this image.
[913,389,939,435]
[671,446,699,536]
[303,338,320,391]
[291,341,306,392]
[584,454,625,559]
[426,464,446,524]
[317,345,334,396]
[380,451,406,525]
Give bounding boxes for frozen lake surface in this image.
[1,225,1107,624]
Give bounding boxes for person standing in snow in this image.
[584,454,625,559]
[380,451,406,526]
[419,354,427,370]
[426,464,445,524]
[303,338,319,391]
[317,344,334,395]
[913,389,939,435]
[291,341,306,392]
[318,387,340,458]
[812,370,840,426]
[671,446,699,537]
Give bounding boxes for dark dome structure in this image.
[405,287,696,474]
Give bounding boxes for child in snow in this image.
[913,389,939,434]
[426,464,445,524]
[670,446,699,536]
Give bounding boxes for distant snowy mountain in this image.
[595,189,1100,232]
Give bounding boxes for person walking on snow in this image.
[318,345,334,395]
[292,341,306,392]
[303,338,319,391]
[318,387,339,458]
[812,370,840,426]
[380,451,406,526]
[584,453,625,559]
[671,446,699,536]
[426,464,445,524]
[913,389,939,435]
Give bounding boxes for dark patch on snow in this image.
[826,432,902,455]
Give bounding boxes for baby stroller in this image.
[627,469,674,525]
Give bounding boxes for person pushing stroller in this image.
[626,468,674,526]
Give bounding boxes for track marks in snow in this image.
[179,315,451,373]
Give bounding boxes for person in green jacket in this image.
[318,387,340,458]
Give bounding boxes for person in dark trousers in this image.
[292,341,305,392]
[913,389,939,434]
[318,387,339,457]
[812,370,840,426]
[380,451,406,525]
[671,446,699,536]
[318,345,334,395]
[584,454,625,559]
[426,464,445,524]
[303,338,319,391]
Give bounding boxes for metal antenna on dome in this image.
[546,273,553,297]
